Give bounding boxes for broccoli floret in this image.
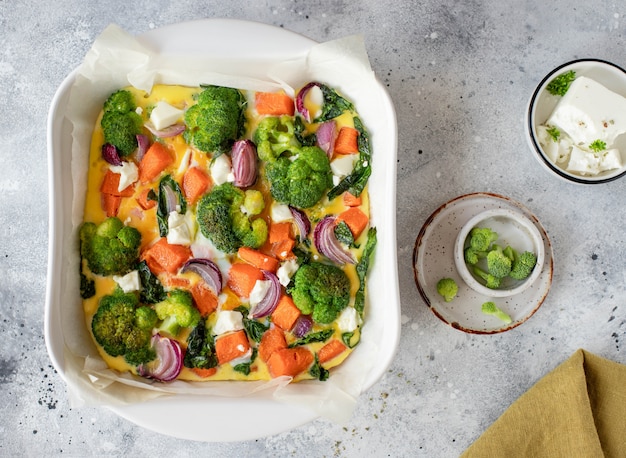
[154,289,201,337]
[100,90,143,157]
[481,301,512,324]
[509,249,538,281]
[79,217,142,276]
[91,289,155,365]
[436,278,458,302]
[183,85,245,154]
[265,146,333,209]
[253,115,301,162]
[464,246,487,265]
[196,183,268,253]
[243,189,265,215]
[486,244,512,278]
[472,266,502,289]
[290,262,351,324]
[468,227,498,252]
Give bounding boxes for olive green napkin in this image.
[462,349,626,457]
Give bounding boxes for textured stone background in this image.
[1,0,625,456]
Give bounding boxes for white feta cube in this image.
[150,101,184,131]
[212,310,244,336]
[270,203,293,222]
[566,145,601,175]
[109,161,138,192]
[210,154,234,185]
[113,270,141,293]
[166,211,192,245]
[249,279,271,306]
[336,307,361,333]
[277,259,299,287]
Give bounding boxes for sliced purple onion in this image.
[251,270,281,319]
[289,206,311,240]
[137,334,183,382]
[181,258,223,295]
[313,216,356,265]
[101,143,122,166]
[316,121,336,158]
[292,315,313,337]
[295,82,323,122]
[144,121,186,138]
[231,139,258,188]
[162,181,179,214]
[135,134,149,162]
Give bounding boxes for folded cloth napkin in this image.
[462,349,626,457]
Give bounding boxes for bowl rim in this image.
[526,57,626,184]
[453,207,545,298]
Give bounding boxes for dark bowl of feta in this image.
[526,59,626,184]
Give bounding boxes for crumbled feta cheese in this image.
[249,279,270,306]
[336,307,361,333]
[599,148,623,171]
[112,270,141,293]
[307,85,324,120]
[566,145,602,175]
[109,161,138,192]
[150,101,184,131]
[210,154,234,185]
[167,211,192,245]
[212,311,244,335]
[331,154,357,179]
[277,259,299,287]
[271,203,293,222]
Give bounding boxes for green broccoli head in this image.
[154,289,201,329]
[265,146,332,209]
[80,217,142,276]
[253,115,301,162]
[481,301,512,324]
[486,245,512,278]
[464,246,487,265]
[509,250,538,280]
[196,183,268,253]
[184,85,245,154]
[468,227,498,252]
[91,290,155,365]
[291,262,351,324]
[100,90,143,157]
[103,89,137,113]
[436,278,458,302]
[472,266,502,289]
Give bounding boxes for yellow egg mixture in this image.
[82,83,372,382]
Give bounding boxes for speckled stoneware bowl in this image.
[526,58,626,184]
[413,192,554,334]
[454,208,545,298]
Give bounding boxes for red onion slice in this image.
[295,82,323,122]
[144,121,186,138]
[137,334,183,382]
[289,206,311,240]
[316,121,336,158]
[292,315,313,337]
[313,216,356,265]
[251,270,281,318]
[181,258,223,295]
[102,143,122,166]
[135,134,149,162]
[231,139,258,188]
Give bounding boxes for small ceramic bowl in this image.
[454,208,545,298]
[526,58,626,184]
